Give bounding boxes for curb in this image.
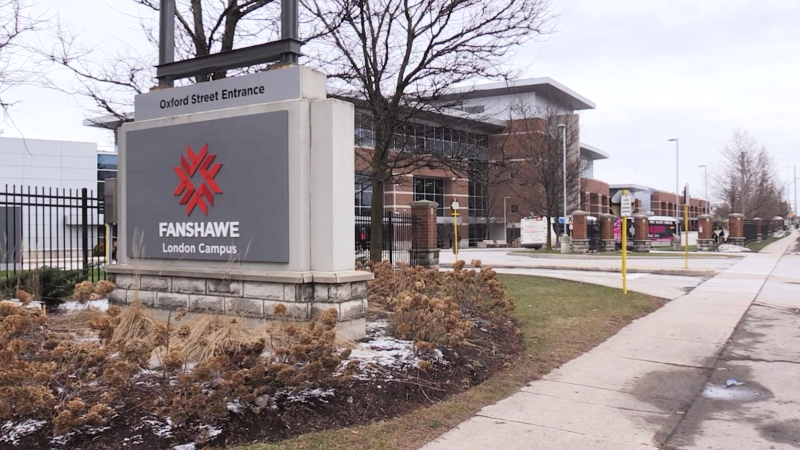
[440,263,715,277]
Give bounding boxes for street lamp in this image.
[558,123,569,253]
[668,138,680,244]
[698,164,708,213]
[503,196,512,243]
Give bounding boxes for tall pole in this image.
[158,0,175,87]
[559,124,568,253]
[281,0,300,64]
[795,165,797,225]
[503,197,507,242]
[503,196,511,243]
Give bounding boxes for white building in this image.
[0,137,109,266]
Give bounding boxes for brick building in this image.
[353,78,610,246]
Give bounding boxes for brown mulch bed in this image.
[2,312,521,450]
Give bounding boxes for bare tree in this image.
[503,102,581,249]
[712,129,788,219]
[38,0,281,125]
[0,0,46,112]
[303,0,556,261]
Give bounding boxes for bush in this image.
[389,291,472,353]
[368,260,514,352]
[0,267,90,309]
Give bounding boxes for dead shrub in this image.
[72,281,95,303]
[15,289,33,304]
[389,292,472,352]
[443,263,514,312]
[93,280,116,298]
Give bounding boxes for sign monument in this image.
[106,0,370,339]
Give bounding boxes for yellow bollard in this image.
[622,216,628,295]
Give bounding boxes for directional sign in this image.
[621,190,634,217]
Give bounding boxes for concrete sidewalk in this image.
[421,231,799,450]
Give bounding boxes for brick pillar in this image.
[571,210,589,254]
[599,213,616,252]
[754,217,763,242]
[589,193,600,214]
[633,213,651,252]
[728,213,745,247]
[410,200,440,267]
[697,214,714,251]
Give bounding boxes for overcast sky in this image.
[4,0,800,202]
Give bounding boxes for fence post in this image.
[388,212,394,265]
[81,188,89,276]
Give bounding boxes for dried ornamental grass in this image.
[110,301,167,348]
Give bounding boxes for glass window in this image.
[355,177,372,216]
[97,153,118,170]
[413,176,445,216]
[580,157,594,178]
[97,170,117,181]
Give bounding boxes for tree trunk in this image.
[369,177,385,263]
[545,213,552,250]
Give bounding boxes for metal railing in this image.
[355,212,415,265]
[1,185,108,282]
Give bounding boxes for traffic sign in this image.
[621,190,634,217]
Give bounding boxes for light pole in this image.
[698,164,708,213]
[668,138,680,245]
[503,196,511,243]
[558,123,568,253]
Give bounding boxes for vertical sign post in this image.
[620,190,634,295]
[451,200,460,261]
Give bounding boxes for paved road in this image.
[421,231,799,450]
[441,248,739,273]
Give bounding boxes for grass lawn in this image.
[746,236,780,253]
[660,245,698,252]
[237,275,666,450]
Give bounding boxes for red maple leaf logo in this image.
[173,144,223,215]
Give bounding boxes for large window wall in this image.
[413,177,445,217]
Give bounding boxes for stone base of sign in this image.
[672,237,682,251]
[697,238,715,252]
[409,249,440,268]
[633,240,652,253]
[571,239,589,254]
[728,237,746,247]
[601,239,616,252]
[106,265,371,339]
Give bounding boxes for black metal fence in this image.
[355,213,415,265]
[1,185,108,283]
[743,220,757,244]
[587,220,601,252]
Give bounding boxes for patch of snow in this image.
[0,419,47,445]
[142,416,174,438]
[283,388,336,404]
[59,299,110,312]
[340,320,445,380]
[173,444,196,450]
[199,424,223,440]
[718,244,751,253]
[226,400,246,413]
[122,434,144,446]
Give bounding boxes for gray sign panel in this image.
[135,67,302,121]
[126,111,289,262]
